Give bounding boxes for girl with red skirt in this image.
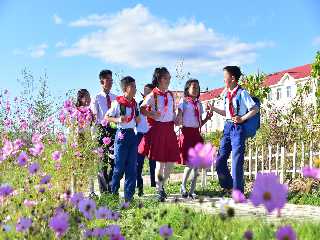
[138,67,179,202]
[176,79,213,198]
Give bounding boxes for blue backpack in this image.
[224,88,260,139]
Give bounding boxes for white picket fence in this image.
[201,142,320,187]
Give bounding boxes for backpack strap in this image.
[119,104,126,116]
[235,87,243,115]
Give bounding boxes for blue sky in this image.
[0,0,319,99]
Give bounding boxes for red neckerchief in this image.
[227,85,239,117]
[116,96,136,123]
[184,97,201,126]
[104,92,111,109]
[153,87,168,112]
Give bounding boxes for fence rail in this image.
[201,142,320,187]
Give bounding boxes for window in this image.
[268,91,272,101]
[286,86,292,98]
[276,88,281,100]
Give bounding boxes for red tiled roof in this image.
[264,64,311,86]
[200,64,312,101]
[199,87,225,101]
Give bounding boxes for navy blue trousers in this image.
[216,121,246,192]
[112,129,137,201]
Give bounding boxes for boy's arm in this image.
[140,94,161,119]
[104,102,126,123]
[175,108,183,126]
[232,106,259,124]
[211,106,226,117]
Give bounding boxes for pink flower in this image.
[63,99,73,109]
[250,173,287,213]
[29,142,44,156]
[2,140,13,159]
[103,137,111,145]
[302,166,320,180]
[20,120,28,131]
[188,143,217,169]
[118,132,124,140]
[31,133,43,144]
[17,151,29,167]
[23,199,38,207]
[13,139,24,151]
[232,189,247,203]
[57,132,67,144]
[52,151,62,161]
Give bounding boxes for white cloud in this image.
[55,41,66,48]
[62,4,273,74]
[53,14,63,24]
[29,43,48,58]
[313,36,320,46]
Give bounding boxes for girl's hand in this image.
[118,116,126,123]
[206,111,213,120]
[150,111,161,119]
[174,114,182,126]
[135,116,141,124]
[232,116,244,124]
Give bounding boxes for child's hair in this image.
[99,69,112,81]
[223,66,242,81]
[144,83,155,90]
[76,89,90,107]
[120,76,136,92]
[152,67,170,87]
[184,79,200,98]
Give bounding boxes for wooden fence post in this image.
[280,146,285,184]
[292,142,297,178]
[268,145,272,172]
[249,145,252,180]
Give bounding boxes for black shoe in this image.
[188,192,198,199]
[157,190,166,202]
[89,192,98,198]
[180,187,188,198]
[162,187,168,199]
[138,187,144,197]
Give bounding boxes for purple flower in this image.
[16,217,32,232]
[40,175,52,185]
[92,227,107,238]
[302,166,320,180]
[83,229,93,238]
[29,162,40,175]
[13,139,24,151]
[20,119,28,131]
[188,143,217,169]
[49,211,69,238]
[120,201,130,209]
[78,198,96,220]
[232,189,247,203]
[250,173,287,213]
[70,192,84,207]
[52,151,62,161]
[96,207,112,219]
[105,225,125,240]
[101,118,108,127]
[275,225,297,240]
[29,142,44,156]
[103,137,111,145]
[243,230,253,240]
[0,184,14,197]
[159,225,173,239]
[57,132,66,144]
[118,132,124,140]
[93,147,104,158]
[17,151,29,166]
[63,99,73,109]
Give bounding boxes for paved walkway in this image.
[93,173,320,221]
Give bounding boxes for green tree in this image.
[239,72,270,102]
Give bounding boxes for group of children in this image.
[75,66,259,202]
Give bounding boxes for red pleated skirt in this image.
[138,121,179,163]
[178,127,204,165]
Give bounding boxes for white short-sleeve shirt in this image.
[91,91,117,124]
[141,92,175,122]
[224,88,256,120]
[136,114,149,133]
[178,98,204,128]
[106,100,137,129]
